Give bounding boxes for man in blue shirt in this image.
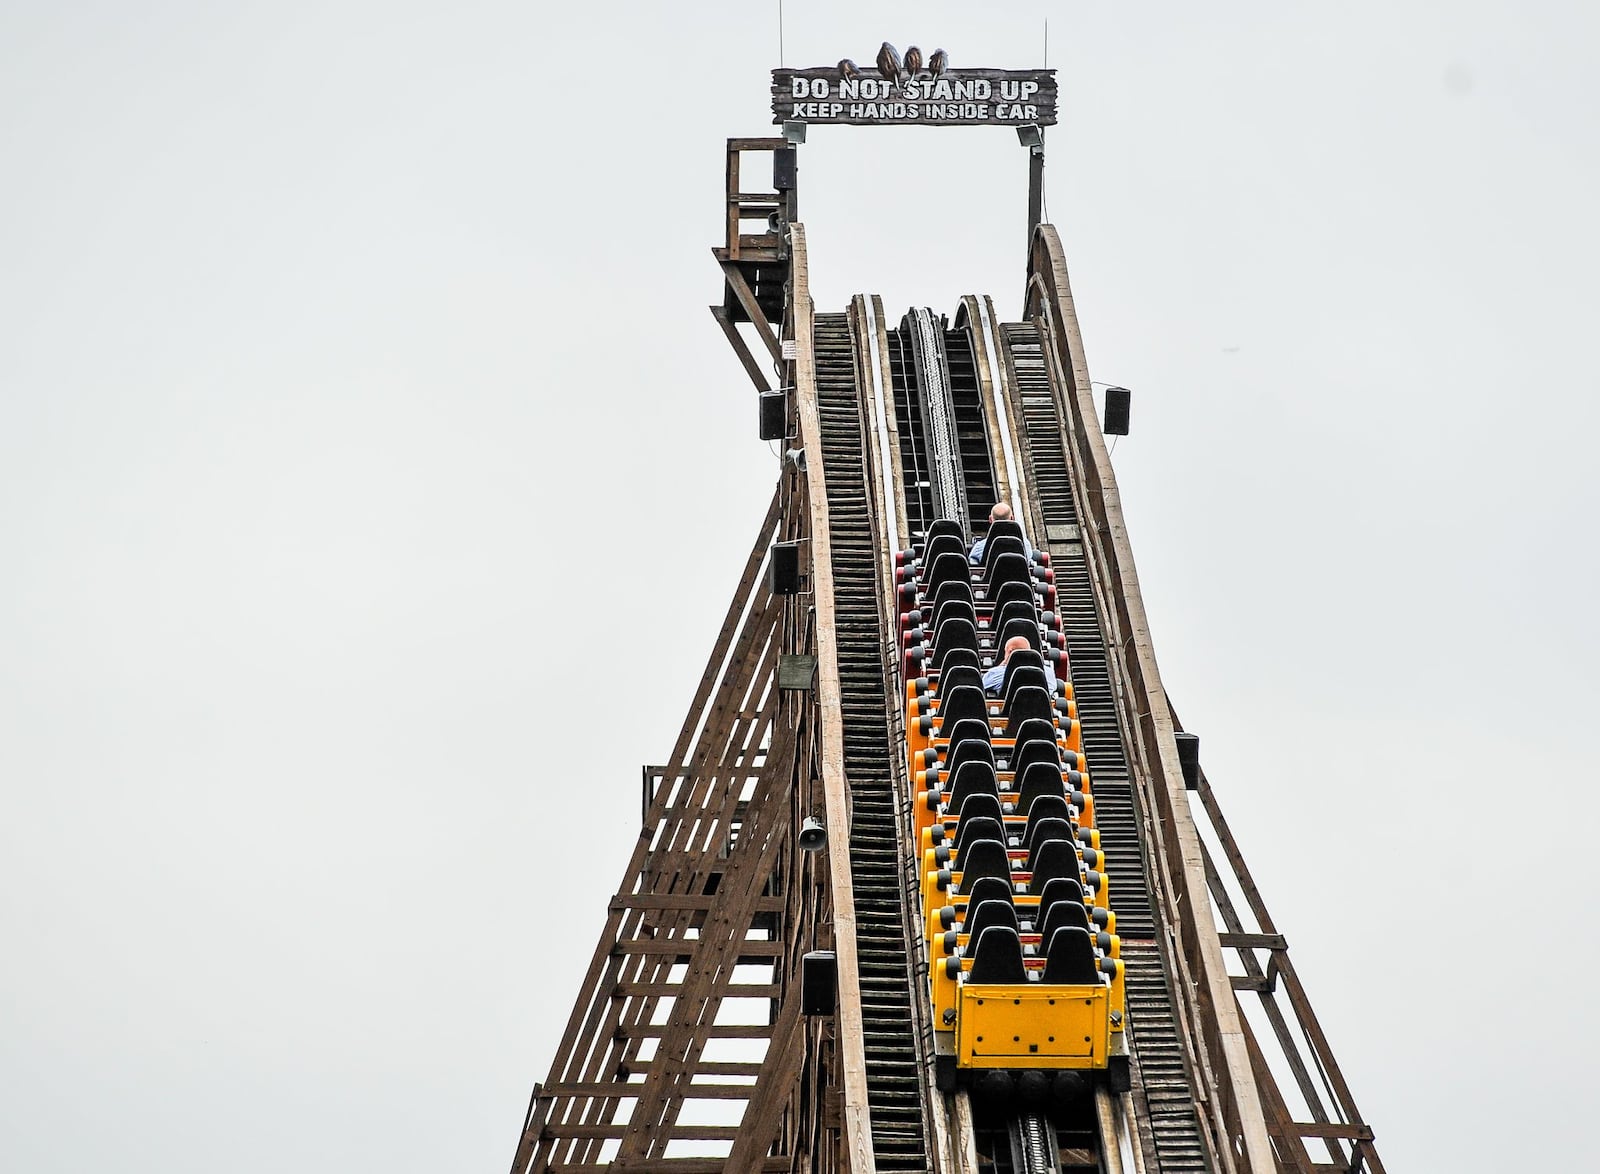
[969,501,1034,564]
[982,635,1059,696]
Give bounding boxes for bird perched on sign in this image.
[838,57,861,81]
[904,45,924,78]
[876,41,902,82]
[928,48,948,78]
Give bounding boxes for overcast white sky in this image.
[2,2,1596,1171]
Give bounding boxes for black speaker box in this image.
[773,147,797,192]
[768,542,802,595]
[1104,385,1131,436]
[801,950,837,1015]
[759,389,786,440]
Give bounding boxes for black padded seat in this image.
[1034,877,1086,933]
[925,519,966,546]
[1010,734,1062,779]
[962,876,1015,915]
[932,618,980,674]
[1021,794,1072,841]
[926,551,976,598]
[1024,817,1075,861]
[932,598,978,640]
[954,838,1011,890]
[939,718,992,758]
[1000,646,1046,676]
[952,792,1005,835]
[934,684,988,730]
[993,598,1039,636]
[1005,719,1059,759]
[1038,890,1092,944]
[936,647,982,678]
[968,925,1028,984]
[927,578,975,618]
[1028,838,1084,895]
[936,664,984,699]
[988,579,1037,618]
[986,518,1025,544]
[998,617,1043,653]
[1004,686,1056,730]
[963,898,1020,946]
[945,759,1001,813]
[1014,761,1068,817]
[1042,926,1101,984]
[921,534,966,570]
[979,534,1025,570]
[1030,882,1081,940]
[982,551,1035,595]
[952,816,1006,862]
[1000,667,1049,714]
[942,737,995,780]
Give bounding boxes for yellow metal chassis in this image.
[956,982,1113,1067]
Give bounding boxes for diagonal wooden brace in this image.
[709,304,773,394]
[719,257,784,366]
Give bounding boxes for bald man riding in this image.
[969,501,1034,564]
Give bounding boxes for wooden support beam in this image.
[540,1125,744,1141]
[549,1161,789,1174]
[539,1082,756,1100]
[1229,974,1277,994]
[718,257,783,364]
[1219,933,1288,952]
[612,981,782,999]
[608,894,786,913]
[709,304,774,394]
[614,1025,773,1041]
[1290,1124,1376,1141]
[610,940,784,958]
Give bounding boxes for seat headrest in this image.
[968,924,1028,984]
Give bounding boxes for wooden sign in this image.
[772,48,1056,128]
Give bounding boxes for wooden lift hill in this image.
[509,51,1384,1174]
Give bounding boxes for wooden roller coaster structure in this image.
[507,134,1384,1174]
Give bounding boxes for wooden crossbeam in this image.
[1290,1124,1376,1141]
[1219,932,1288,952]
[541,1125,743,1141]
[539,1082,755,1100]
[611,940,784,958]
[548,1161,789,1174]
[609,894,786,913]
[614,1026,771,1042]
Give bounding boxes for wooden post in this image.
[1027,147,1044,258]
